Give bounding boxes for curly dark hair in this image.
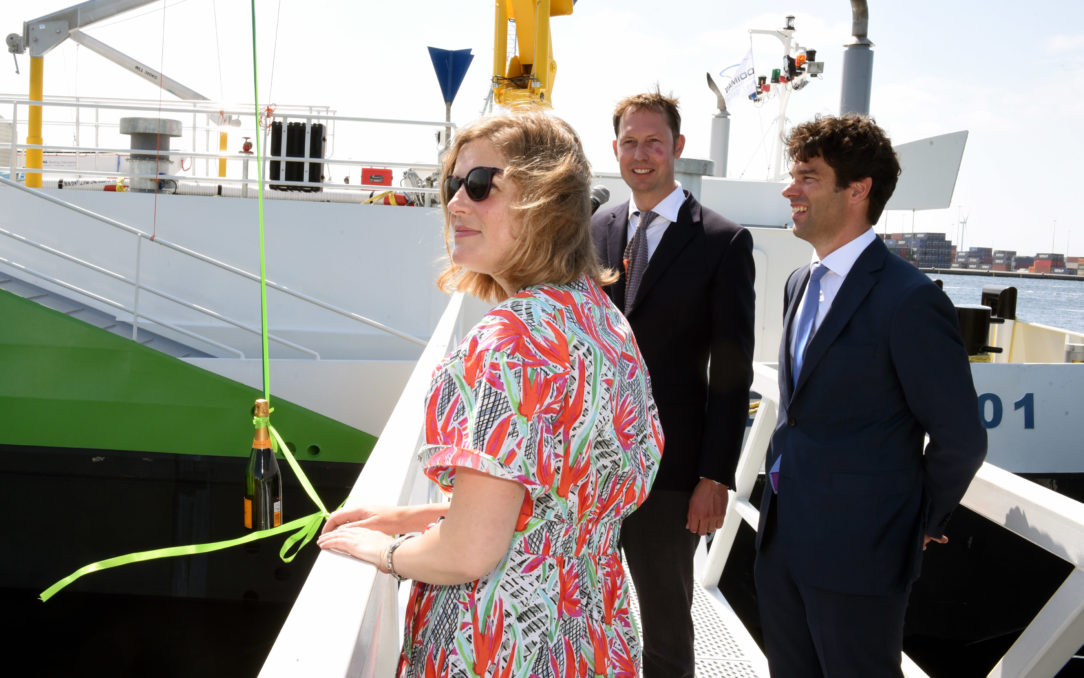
[785,114,900,225]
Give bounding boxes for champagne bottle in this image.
[244,398,283,530]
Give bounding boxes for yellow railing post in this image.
[218,131,228,177]
[26,56,44,188]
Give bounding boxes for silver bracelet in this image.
[384,534,414,582]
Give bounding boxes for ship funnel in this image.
[840,0,874,116]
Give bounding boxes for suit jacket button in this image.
[787,417,796,426]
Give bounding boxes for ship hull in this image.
[2,443,362,677]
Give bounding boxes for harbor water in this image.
[929,272,1084,335]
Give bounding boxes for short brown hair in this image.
[436,109,614,302]
[612,89,681,144]
[785,114,901,225]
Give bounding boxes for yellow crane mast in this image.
[491,0,574,107]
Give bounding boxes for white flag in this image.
[722,49,756,108]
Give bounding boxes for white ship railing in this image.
[702,363,1084,678]
[0,173,426,356]
[1,95,446,202]
[259,292,464,677]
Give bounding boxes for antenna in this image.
[747,16,824,180]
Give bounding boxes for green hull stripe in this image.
[0,290,376,463]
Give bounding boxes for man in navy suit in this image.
[592,91,755,677]
[755,114,987,677]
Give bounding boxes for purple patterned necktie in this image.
[770,262,828,494]
[623,210,656,314]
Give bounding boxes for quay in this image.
[921,268,1083,282]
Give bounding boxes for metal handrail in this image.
[259,292,465,677]
[0,95,452,129]
[11,142,441,172]
[701,363,1084,678]
[24,163,441,195]
[0,174,426,349]
[0,251,244,358]
[0,225,318,358]
[2,94,444,207]
[1,94,451,163]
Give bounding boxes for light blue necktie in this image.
[770,262,828,493]
[791,262,828,388]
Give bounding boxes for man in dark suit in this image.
[755,114,987,677]
[591,91,755,677]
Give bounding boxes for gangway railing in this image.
[0,174,426,357]
[0,240,245,358]
[259,292,464,677]
[702,363,1084,678]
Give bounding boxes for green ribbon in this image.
[39,511,325,603]
[270,423,328,516]
[40,420,338,602]
[250,0,272,404]
[39,0,342,604]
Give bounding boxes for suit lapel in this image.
[600,208,628,310]
[626,192,697,316]
[793,239,886,394]
[781,268,808,400]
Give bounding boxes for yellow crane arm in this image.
[492,0,574,107]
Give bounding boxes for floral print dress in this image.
[397,275,663,678]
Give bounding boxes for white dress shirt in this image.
[789,227,877,360]
[625,184,685,259]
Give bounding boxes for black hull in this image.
[2,444,361,677]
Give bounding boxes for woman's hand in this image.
[322,503,450,536]
[317,524,394,567]
[322,504,403,536]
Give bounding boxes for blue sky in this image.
[2,0,1081,257]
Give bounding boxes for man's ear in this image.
[674,134,686,159]
[612,139,619,160]
[850,176,872,203]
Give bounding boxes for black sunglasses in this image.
[443,166,503,203]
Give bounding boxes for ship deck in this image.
[627,553,767,677]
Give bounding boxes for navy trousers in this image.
[754,508,910,678]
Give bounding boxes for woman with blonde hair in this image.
[318,110,663,677]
